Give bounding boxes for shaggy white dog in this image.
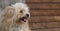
[0,3,30,31]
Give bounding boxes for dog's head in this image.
[5,3,30,23]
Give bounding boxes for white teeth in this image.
[24,19,26,21]
[23,19,27,22]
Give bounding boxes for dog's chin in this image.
[19,17,28,22]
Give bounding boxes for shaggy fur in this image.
[0,3,30,31]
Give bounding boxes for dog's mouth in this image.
[19,17,28,22]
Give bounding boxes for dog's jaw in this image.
[19,16,29,22]
[12,22,30,31]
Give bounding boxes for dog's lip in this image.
[19,17,28,22]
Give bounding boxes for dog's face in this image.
[14,7,30,23]
[5,3,30,23]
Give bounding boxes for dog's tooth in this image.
[24,19,26,22]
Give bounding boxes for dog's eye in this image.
[20,10,23,13]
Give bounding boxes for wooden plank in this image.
[26,0,60,3]
[29,16,60,22]
[31,28,60,31]
[27,2,60,4]
[30,10,60,16]
[29,22,60,30]
[26,0,40,3]
[27,4,60,9]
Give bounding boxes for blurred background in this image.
[0,0,60,31]
[26,0,60,31]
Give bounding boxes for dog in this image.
[0,3,30,31]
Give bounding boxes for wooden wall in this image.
[26,0,60,31]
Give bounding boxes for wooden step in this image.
[26,0,60,3]
[29,16,60,22]
[29,22,60,29]
[30,10,60,16]
[32,28,60,31]
[27,4,60,9]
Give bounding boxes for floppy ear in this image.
[5,6,15,18]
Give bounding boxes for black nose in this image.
[26,14,29,17]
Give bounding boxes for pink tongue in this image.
[23,19,27,22]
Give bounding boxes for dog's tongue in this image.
[20,17,27,22]
[23,19,27,22]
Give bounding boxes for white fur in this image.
[0,3,30,31]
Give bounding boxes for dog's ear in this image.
[5,6,15,18]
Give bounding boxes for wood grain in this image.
[26,0,60,3]
[30,10,60,16]
[29,22,60,29]
[26,0,60,31]
[32,28,60,31]
[28,4,60,9]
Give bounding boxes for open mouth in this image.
[19,17,28,22]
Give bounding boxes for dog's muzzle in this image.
[19,14,30,22]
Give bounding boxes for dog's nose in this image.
[26,14,29,17]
